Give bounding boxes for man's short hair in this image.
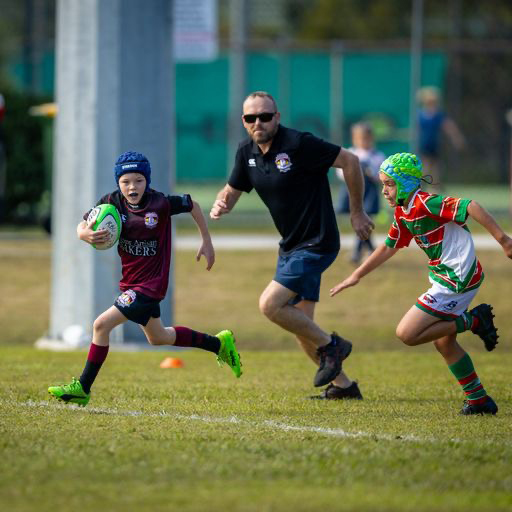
[244,91,278,111]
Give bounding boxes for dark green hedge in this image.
[1,87,51,224]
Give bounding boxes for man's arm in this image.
[210,184,243,219]
[467,201,512,258]
[332,148,374,239]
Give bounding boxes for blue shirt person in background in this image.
[417,86,465,192]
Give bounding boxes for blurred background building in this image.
[0,0,512,225]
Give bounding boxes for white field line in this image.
[8,399,459,445]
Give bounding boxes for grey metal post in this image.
[330,41,344,147]
[227,0,247,176]
[39,0,174,349]
[409,0,423,153]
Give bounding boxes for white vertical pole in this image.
[43,0,174,348]
[227,0,247,176]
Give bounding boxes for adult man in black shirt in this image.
[210,91,374,398]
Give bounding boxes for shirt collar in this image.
[402,189,421,213]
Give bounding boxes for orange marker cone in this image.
[160,357,184,369]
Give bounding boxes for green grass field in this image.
[2,349,512,512]
[1,236,512,511]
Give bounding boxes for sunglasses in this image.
[242,112,276,124]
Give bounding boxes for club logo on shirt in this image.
[144,212,158,229]
[275,153,292,173]
[248,158,256,167]
[422,293,437,305]
[443,301,458,311]
[117,289,136,307]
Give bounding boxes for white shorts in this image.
[416,280,479,320]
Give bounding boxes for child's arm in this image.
[467,201,512,259]
[76,219,109,246]
[190,200,215,270]
[330,244,398,296]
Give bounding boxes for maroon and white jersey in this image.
[85,189,193,300]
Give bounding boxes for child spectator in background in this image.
[336,122,385,263]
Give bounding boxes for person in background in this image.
[417,86,465,191]
[336,122,385,264]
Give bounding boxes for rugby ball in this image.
[86,204,121,250]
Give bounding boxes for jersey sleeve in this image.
[300,133,341,174]
[424,194,471,223]
[82,193,112,220]
[167,194,193,216]
[385,219,413,249]
[228,146,253,193]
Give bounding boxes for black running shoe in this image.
[460,395,498,415]
[313,333,352,388]
[470,304,499,351]
[310,381,363,400]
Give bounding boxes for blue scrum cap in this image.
[114,151,151,190]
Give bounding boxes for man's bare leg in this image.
[294,300,353,388]
[259,280,330,347]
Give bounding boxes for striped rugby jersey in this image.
[385,190,484,293]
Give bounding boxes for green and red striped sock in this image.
[454,312,471,333]
[448,352,488,405]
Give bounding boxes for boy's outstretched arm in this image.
[467,201,512,259]
[190,200,215,270]
[330,244,398,296]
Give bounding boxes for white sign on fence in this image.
[173,0,218,62]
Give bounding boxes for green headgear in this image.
[379,152,423,206]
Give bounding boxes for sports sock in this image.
[79,343,109,394]
[454,311,473,333]
[173,326,221,354]
[448,352,488,405]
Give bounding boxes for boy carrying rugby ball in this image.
[48,151,242,407]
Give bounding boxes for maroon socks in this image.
[79,343,109,394]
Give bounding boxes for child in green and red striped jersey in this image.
[330,152,512,415]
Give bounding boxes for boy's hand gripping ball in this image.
[86,204,121,250]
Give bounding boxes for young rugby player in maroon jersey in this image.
[48,151,242,407]
[330,152,512,415]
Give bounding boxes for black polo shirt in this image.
[228,125,341,255]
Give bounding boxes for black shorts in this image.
[114,289,161,326]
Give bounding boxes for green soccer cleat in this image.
[48,377,90,407]
[216,330,242,378]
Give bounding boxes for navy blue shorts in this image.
[114,289,161,326]
[274,249,339,304]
